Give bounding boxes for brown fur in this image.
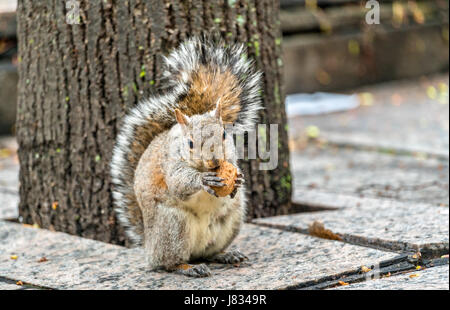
[124,193,144,239]
[179,66,242,123]
[129,119,166,167]
[150,164,168,193]
[124,119,170,241]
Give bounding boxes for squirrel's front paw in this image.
[173,263,212,278]
[201,172,225,198]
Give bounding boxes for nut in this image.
[212,161,238,197]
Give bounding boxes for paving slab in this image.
[333,264,449,290]
[288,74,449,158]
[290,145,449,206]
[0,136,19,191]
[0,221,398,290]
[0,189,18,219]
[254,197,449,257]
[0,165,19,190]
[0,281,23,290]
[0,137,19,220]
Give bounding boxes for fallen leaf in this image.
[309,221,342,241]
[178,264,191,271]
[361,266,372,273]
[16,281,24,286]
[306,126,320,139]
[427,86,437,99]
[10,255,18,260]
[52,201,59,210]
[38,257,48,263]
[0,148,13,159]
[338,281,349,286]
[359,92,374,106]
[409,274,419,279]
[23,223,40,229]
[412,252,422,260]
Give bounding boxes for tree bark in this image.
[16,0,292,245]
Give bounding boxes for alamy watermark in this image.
[66,0,80,25]
[172,123,280,171]
[366,0,380,25]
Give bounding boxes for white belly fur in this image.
[180,190,241,259]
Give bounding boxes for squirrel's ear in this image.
[175,109,190,126]
[214,101,222,120]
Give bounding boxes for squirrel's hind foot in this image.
[173,263,212,278]
[207,250,248,265]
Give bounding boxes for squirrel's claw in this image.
[203,172,218,177]
[203,176,225,182]
[173,264,212,278]
[230,188,238,199]
[207,250,248,265]
[201,172,224,197]
[236,173,245,186]
[235,178,245,185]
[203,185,219,198]
[230,173,244,198]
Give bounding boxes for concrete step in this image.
[254,195,449,257]
[0,220,397,290]
[332,263,449,290]
[290,145,449,207]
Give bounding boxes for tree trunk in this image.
[16,0,292,245]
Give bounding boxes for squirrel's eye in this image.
[223,131,227,140]
[188,140,194,149]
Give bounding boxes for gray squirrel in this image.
[110,38,262,277]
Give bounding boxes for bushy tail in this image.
[110,37,263,245]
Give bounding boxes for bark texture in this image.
[16,0,291,245]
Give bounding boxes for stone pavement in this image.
[0,74,448,289]
[0,221,400,290]
[289,74,449,158]
[0,137,18,220]
[290,145,448,206]
[333,264,449,290]
[254,197,448,257]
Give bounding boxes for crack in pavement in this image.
[0,276,50,290]
[253,220,449,260]
[287,255,449,290]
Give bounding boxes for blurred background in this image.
[0,0,448,135]
[0,0,449,207]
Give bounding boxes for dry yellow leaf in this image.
[309,221,342,241]
[361,266,372,273]
[10,255,18,260]
[0,148,13,159]
[338,281,349,286]
[359,92,374,106]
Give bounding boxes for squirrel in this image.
[110,37,262,277]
